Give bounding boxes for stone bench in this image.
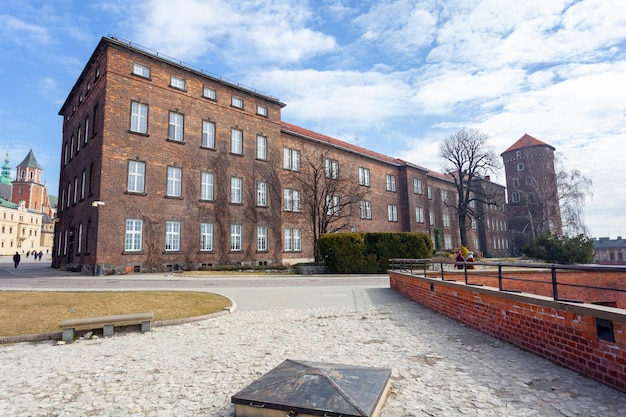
[59,312,154,341]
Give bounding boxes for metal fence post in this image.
[552,266,559,301]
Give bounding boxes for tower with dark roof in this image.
[502,134,562,251]
[11,149,52,216]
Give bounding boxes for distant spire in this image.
[1,149,12,185]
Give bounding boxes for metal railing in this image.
[389,258,626,305]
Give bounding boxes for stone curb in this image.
[0,299,236,345]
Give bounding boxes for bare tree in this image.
[439,129,501,246]
[296,146,369,262]
[557,159,593,237]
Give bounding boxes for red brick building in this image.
[54,37,509,274]
[501,134,562,251]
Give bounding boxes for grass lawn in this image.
[0,291,231,337]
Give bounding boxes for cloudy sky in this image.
[1,0,625,238]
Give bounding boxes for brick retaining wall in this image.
[390,271,626,393]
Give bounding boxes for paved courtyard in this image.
[2,299,626,416]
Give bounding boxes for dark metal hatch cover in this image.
[231,359,391,417]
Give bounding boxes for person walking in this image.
[13,251,21,268]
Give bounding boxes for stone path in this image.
[2,301,626,416]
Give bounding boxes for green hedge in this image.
[319,232,433,273]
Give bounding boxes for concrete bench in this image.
[59,312,154,341]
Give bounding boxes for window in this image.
[525,176,533,185]
[167,166,182,197]
[414,178,423,194]
[76,126,81,153]
[200,223,213,251]
[443,213,451,227]
[125,219,143,251]
[325,158,339,179]
[427,185,433,199]
[444,235,452,250]
[230,224,242,251]
[231,128,243,154]
[360,200,372,219]
[429,212,434,225]
[511,192,520,203]
[415,207,424,223]
[130,101,148,134]
[327,196,340,215]
[284,228,302,251]
[81,170,86,200]
[168,111,184,142]
[200,172,214,200]
[387,205,398,222]
[257,181,268,206]
[512,177,520,187]
[517,163,524,171]
[257,226,268,251]
[133,63,150,78]
[471,217,477,229]
[441,189,449,202]
[358,167,370,186]
[84,117,89,144]
[202,120,215,148]
[231,96,243,108]
[257,105,268,116]
[256,135,267,160]
[283,148,300,171]
[203,86,216,100]
[386,174,396,192]
[165,221,180,251]
[230,177,243,203]
[170,75,186,90]
[127,161,145,193]
[73,177,78,204]
[77,223,83,254]
[284,189,301,212]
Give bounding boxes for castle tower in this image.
[1,151,12,185]
[11,149,50,214]
[502,134,562,251]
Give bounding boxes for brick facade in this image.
[390,271,626,393]
[54,37,511,274]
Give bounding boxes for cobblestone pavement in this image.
[2,301,626,416]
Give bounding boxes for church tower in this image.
[1,151,12,185]
[11,149,51,215]
[502,134,562,251]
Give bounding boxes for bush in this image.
[523,233,594,264]
[319,232,433,273]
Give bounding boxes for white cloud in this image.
[0,15,50,45]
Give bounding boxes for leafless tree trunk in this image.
[439,129,501,246]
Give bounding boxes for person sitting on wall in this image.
[465,251,475,269]
[455,250,465,269]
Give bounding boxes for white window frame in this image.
[202,120,215,148]
[231,96,244,108]
[84,116,89,144]
[203,86,216,100]
[283,189,301,212]
[444,235,453,250]
[170,75,186,90]
[283,148,300,171]
[443,213,451,227]
[130,101,148,134]
[427,185,433,199]
[167,166,182,197]
[77,223,83,254]
[517,163,524,171]
[168,111,184,142]
[358,167,370,186]
[284,228,302,252]
[512,177,520,187]
[360,200,372,219]
[257,225,268,251]
[201,172,214,201]
[325,158,339,179]
[230,177,243,203]
[326,195,340,215]
[415,207,424,223]
[257,181,268,206]
[200,223,213,251]
[81,170,86,200]
[387,205,398,222]
[125,219,143,252]
[256,135,267,160]
[441,189,449,202]
[231,128,243,155]
[230,224,242,251]
[165,221,180,251]
[511,192,520,203]
[414,178,423,194]
[133,63,150,78]
[386,174,396,192]
[257,105,268,116]
[127,160,145,193]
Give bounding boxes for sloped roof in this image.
[17,149,42,170]
[281,121,430,173]
[502,133,555,154]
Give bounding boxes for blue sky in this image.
[1,0,625,238]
